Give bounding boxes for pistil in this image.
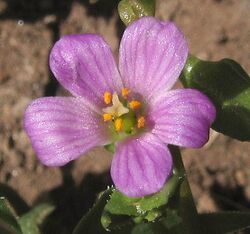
[102,89,146,134]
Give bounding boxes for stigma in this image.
[103,93,129,117]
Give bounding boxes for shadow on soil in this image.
[37,163,112,234]
[210,183,250,233]
[210,181,250,211]
[0,0,118,22]
[0,1,122,233]
[0,167,112,233]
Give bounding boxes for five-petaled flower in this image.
[24,17,216,197]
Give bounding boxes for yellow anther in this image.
[104,91,112,104]
[103,113,113,122]
[114,118,123,131]
[129,100,141,110]
[122,88,130,99]
[137,116,145,129]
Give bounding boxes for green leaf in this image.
[176,180,204,234]
[104,190,139,216]
[73,189,132,233]
[131,221,167,234]
[130,210,183,234]
[101,212,134,233]
[104,143,115,153]
[181,55,250,141]
[102,208,182,234]
[169,146,205,234]
[73,189,112,234]
[104,171,180,217]
[0,197,22,234]
[0,184,29,215]
[118,0,155,26]
[199,212,250,234]
[18,218,40,234]
[143,209,162,222]
[162,210,182,229]
[18,203,55,234]
[136,171,180,212]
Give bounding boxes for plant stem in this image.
[169,146,205,234]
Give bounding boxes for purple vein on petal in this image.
[24,97,110,166]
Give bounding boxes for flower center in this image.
[102,88,146,136]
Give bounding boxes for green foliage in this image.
[118,0,155,26]
[1,151,249,234]
[100,147,201,233]
[0,197,22,234]
[72,186,184,234]
[0,184,29,215]
[73,189,133,234]
[18,203,55,234]
[73,184,250,234]
[181,55,250,141]
[104,170,180,217]
[104,143,115,153]
[130,211,183,234]
[73,146,250,233]
[18,218,40,234]
[73,189,114,234]
[0,196,54,234]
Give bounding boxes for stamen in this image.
[137,116,145,128]
[104,91,112,104]
[129,100,141,110]
[114,118,123,131]
[103,113,112,122]
[122,88,130,99]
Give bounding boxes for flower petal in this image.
[111,133,173,197]
[24,97,110,166]
[119,17,188,100]
[50,34,122,105]
[149,89,216,148]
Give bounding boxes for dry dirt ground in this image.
[0,0,250,233]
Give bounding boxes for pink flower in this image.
[24,17,216,197]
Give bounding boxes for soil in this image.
[0,0,249,233]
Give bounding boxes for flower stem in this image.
[169,146,204,234]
